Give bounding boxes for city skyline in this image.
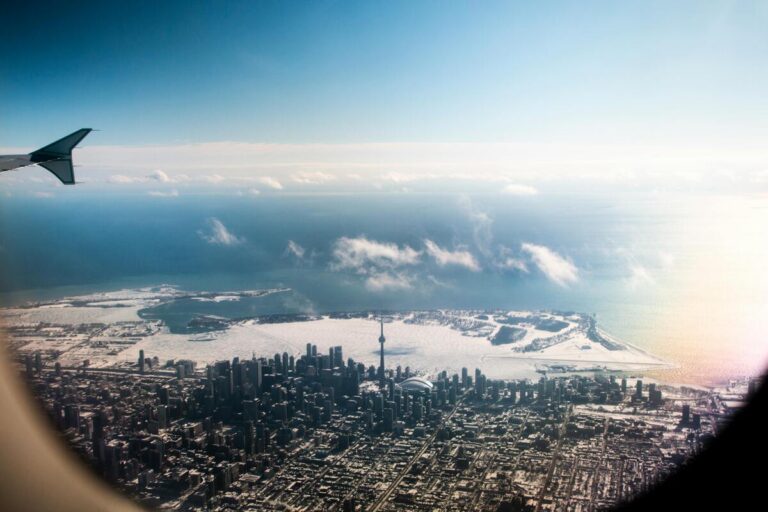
[17,327,743,511]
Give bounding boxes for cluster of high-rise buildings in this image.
[16,324,741,511]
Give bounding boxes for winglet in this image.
[29,128,92,185]
[33,128,92,156]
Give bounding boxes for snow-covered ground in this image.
[1,304,145,324]
[2,287,672,380]
[0,286,287,326]
[118,315,670,380]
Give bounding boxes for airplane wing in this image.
[0,128,92,185]
[31,128,92,157]
[37,159,76,185]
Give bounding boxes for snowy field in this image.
[2,287,671,380]
[119,316,669,380]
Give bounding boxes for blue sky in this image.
[3,0,768,148]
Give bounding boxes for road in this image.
[534,404,572,512]
[368,397,465,512]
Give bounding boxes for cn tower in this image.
[378,317,386,387]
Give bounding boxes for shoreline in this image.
[0,284,749,388]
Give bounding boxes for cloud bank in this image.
[502,183,538,196]
[6,139,763,195]
[521,242,579,286]
[365,272,413,291]
[147,189,179,197]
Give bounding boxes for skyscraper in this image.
[378,317,386,387]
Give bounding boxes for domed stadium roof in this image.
[398,376,434,392]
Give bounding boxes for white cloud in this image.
[458,196,494,257]
[494,245,529,272]
[32,139,767,196]
[258,176,283,190]
[291,171,337,184]
[502,183,538,196]
[109,174,143,184]
[331,236,421,273]
[521,242,578,286]
[458,198,528,272]
[365,272,413,291]
[627,264,655,290]
[498,256,528,272]
[147,189,179,197]
[426,274,452,288]
[205,174,225,184]
[198,218,244,246]
[382,172,426,184]
[285,240,306,259]
[33,191,54,198]
[424,239,481,271]
[611,246,670,290]
[149,169,172,183]
[109,171,180,186]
